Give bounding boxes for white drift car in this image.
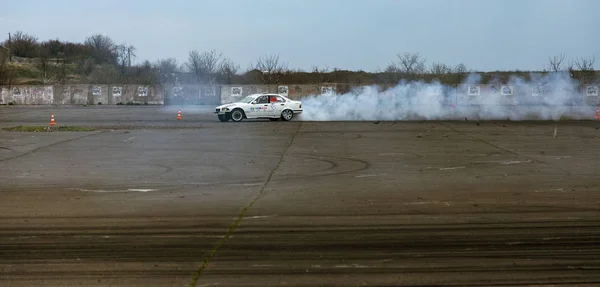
[215,93,303,122]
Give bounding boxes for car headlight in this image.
[222,108,229,112]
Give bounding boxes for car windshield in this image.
[239,96,256,103]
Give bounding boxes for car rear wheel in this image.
[218,114,230,122]
[281,109,294,121]
[230,109,244,122]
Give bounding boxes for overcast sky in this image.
[1,0,598,72]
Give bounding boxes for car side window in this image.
[256,96,268,104]
[274,96,286,103]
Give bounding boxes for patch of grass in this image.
[2,125,97,132]
[10,63,41,79]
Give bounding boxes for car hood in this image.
[216,103,238,109]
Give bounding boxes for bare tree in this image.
[133,60,155,85]
[4,31,38,58]
[115,43,136,73]
[384,63,399,73]
[116,45,127,71]
[251,53,288,84]
[57,57,68,84]
[75,58,95,76]
[453,63,468,74]
[36,47,57,84]
[429,62,452,74]
[311,65,331,84]
[186,49,223,84]
[548,54,567,72]
[153,58,180,84]
[217,58,239,84]
[86,64,120,84]
[186,50,202,79]
[84,34,117,64]
[374,64,401,83]
[396,52,426,74]
[574,56,595,71]
[572,56,597,84]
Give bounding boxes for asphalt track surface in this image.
[1,105,600,286]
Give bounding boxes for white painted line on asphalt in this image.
[471,160,532,165]
[355,173,386,178]
[333,264,370,268]
[543,237,562,240]
[404,201,435,205]
[234,215,272,220]
[74,188,158,193]
[127,188,156,192]
[501,160,531,165]
[439,166,466,171]
[228,183,262,186]
[404,201,452,206]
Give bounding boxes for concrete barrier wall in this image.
[1,85,54,105]
[1,83,598,107]
[163,84,221,105]
[456,84,600,106]
[0,84,164,105]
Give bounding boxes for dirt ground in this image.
[1,106,600,286]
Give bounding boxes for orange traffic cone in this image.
[595,108,600,120]
[50,114,56,126]
[177,109,182,120]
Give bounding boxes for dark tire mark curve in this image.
[0,131,107,163]
[438,122,581,176]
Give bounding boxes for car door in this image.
[248,95,270,117]
[269,95,287,117]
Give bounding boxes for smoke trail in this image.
[299,72,597,121]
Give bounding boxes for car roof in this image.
[250,93,285,97]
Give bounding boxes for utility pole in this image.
[7,32,11,62]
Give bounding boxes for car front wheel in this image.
[281,109,294,121]
[218,114,230,122]
[230,109,245,122]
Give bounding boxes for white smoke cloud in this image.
[299,71,598,121]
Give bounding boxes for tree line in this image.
[1,31,597,86]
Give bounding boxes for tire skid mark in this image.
[299,131,362,140]
[277,154,371,180]
[188,122,302,286]
[0,131,107,163]
[438,122,583,176]
[0,154,369,192]
[218,151,371,179]
[0,152,350,193]
[133,164,175,181]
[274,155,338,177]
